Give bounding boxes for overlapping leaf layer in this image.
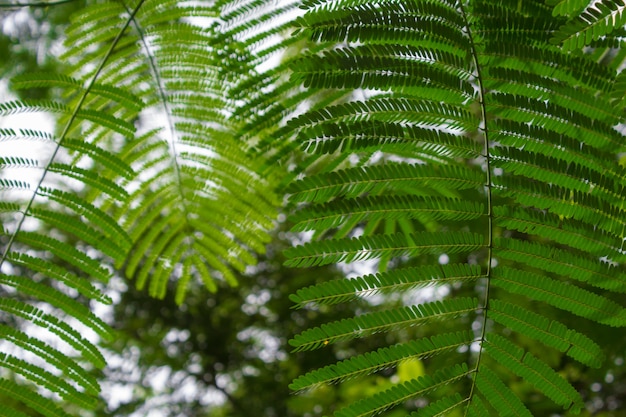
[2,0,626,415]
[280,0,626,415]
[0,0,283,415]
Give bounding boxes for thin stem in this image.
[0,0,146,270]
[120,0,192,223]
[458,0,494,413]
[0,0,76,9]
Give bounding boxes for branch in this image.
[0,0,76,9]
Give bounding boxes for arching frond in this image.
[334,363,470,417]
[281,0,626,415]
[484,334,583,412]
[285,232,484,268]
[289,297,478,352]
[489,299,604,368]
[0,0,139,410]
[49,0,282,300]
[473,365,533,417]
[290,331,474,391]
[288,163,484,204]
[290,263,482,308]
[0,0,283,413]
[551,0,626,51]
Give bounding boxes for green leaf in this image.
[484,334,584,412]
[289,163,484,204]
[334,363,470,417]
[285,232,484,268]
[290,331,473,391]
[474,366,533,417]
[492,266,626,327]
[489,299,604,368]
[289,298,478,352]
[290,263,482,308]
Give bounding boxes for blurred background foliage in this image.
[85,221,626,417]
[0,0,86,99]
[92,225,416,417]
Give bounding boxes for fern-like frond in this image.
[284,0,626,415]
[289,297,478,352]
[290,263,482,308]
[489,299,604,368]
[493,148,624,203]
[473,365,533,417]
[1,1,298,409]
[548,0,589,17]
[298,120,483,158]
[285,232,484,268]
[0,352,98,410]
[484,334,583,412]
[551,0,626,51]
[27,0,285,304]
[291,196,484,235]
[4,0,626,414]
[289,163,484,204]
[492,266,626,327]
[495,238,626,293]
[0,379,72,417]
[290,331,474,391]
[0,1,146,414]
[488,94,622,150]
[0,298,107,369]
[11,73,144,112]
[0,324,100,394]
[294,43,474,100]
[494,205,622,256]
[334,363,470,417]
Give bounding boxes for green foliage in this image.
[551,0,626,51]
[276,0,626,415]
[2,0,626,416]
[0,0,282,415]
